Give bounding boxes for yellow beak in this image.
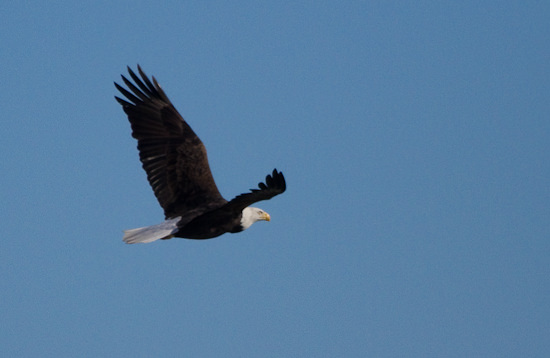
[261,212,271,221]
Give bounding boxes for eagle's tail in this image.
[122,217,181,244]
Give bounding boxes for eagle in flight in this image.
[114,66,286,244]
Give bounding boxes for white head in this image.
[240,207,271,230]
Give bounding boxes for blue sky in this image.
[1,1,549,357]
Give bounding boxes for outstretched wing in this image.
[223,169,286,214]
[115,65,226,218]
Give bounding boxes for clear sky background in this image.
[1,1,549,357]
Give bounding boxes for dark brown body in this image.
[174,208,244,240]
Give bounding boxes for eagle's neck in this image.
[240,207,258,230]
[240,206,270,230]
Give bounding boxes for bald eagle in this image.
[115,66,286,244]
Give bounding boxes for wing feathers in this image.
[128,66,154,97]
[114,83,142,104]
[115,66,225,218]
[224,169,286,213]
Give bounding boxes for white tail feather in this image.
[123,217,181,244]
